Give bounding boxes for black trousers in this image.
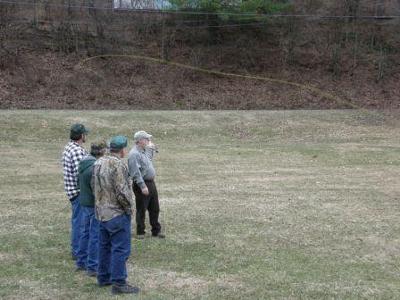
[133,180,161,236]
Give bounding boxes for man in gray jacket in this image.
[128,131,165,239]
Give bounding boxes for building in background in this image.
[113,0,171,9]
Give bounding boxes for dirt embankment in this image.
[1,14,399,110]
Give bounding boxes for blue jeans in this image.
[76,206,99,271]
[70,196,82,258]
[97,214,131,285]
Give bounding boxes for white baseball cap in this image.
[133,130,152,141]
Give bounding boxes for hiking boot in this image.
[152,233,165,239]
[136,234,145,240]
[111,283,140,294]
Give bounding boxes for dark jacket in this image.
[78,155,96,207]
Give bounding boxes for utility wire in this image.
[0,0,399,19]
[5,19,269,29]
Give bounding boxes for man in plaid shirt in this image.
[62,123,89,260]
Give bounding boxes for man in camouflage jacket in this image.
[93,136,139,295]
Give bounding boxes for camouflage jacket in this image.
[93,154,133,222]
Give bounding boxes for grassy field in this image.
[0,110,399,299]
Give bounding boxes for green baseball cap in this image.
[109,136,128,150]
[70,123,89,135]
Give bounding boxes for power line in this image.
[5,19,269,29]
[5,14,268,25]
[1,0,399,20]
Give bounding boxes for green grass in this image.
[0,110,399,299]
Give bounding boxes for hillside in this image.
[1,1,399,109]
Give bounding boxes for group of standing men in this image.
[61,123,164,295]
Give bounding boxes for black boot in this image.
[111,283,140,294]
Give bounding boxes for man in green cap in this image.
[93,136,139,295]
[75,141,107,276]
[62,123,89,260]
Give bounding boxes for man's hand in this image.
[148,141,158,153]
[141,185,149,196]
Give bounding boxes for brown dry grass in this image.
[0,110,399,299]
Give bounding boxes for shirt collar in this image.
[109,153,121,160]
[134,144,145,153]
[70,140,82,147]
